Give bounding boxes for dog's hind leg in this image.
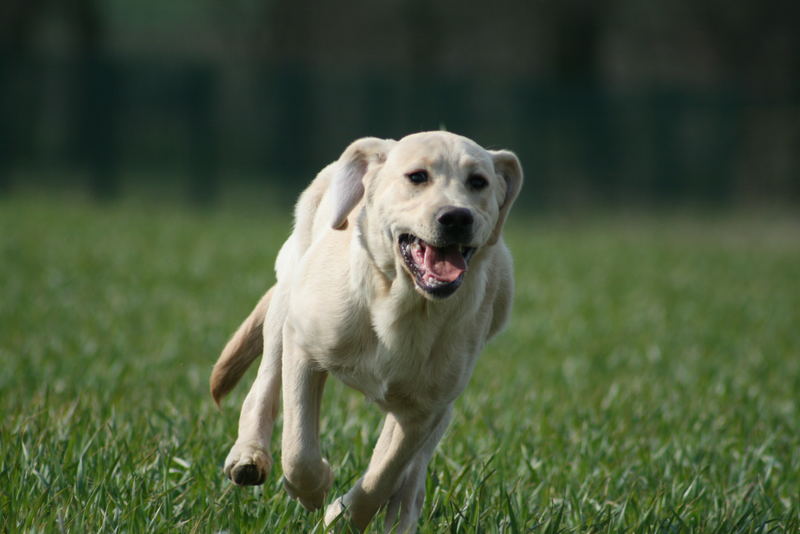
[223,285,287,486]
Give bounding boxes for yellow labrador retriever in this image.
[210,131,522,533]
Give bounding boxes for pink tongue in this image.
[423,244,466,282]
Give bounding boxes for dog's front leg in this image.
[383,406,452,534]
[280,328,333,511]
[223,359,280,485]
[223,287,287,486]
[324,407,450,532]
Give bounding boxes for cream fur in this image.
[211,131,522,533]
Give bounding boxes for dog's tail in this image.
[210,287,274,405]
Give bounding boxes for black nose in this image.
[437,207,474,231]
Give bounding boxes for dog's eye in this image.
[467,174,488,190]
[407,170,429,185]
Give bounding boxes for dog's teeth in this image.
[425,275,445,287]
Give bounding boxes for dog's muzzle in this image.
[436,206,474,245]
[398,233,476,298]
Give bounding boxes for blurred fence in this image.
[2,57,798,205]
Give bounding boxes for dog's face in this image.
[372,133,510,298]
[330,132,522,300]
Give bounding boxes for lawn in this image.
[1,194,798,533]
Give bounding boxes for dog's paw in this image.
[324,496,348,527]
[223,443,272,486]
[282,458,333,511]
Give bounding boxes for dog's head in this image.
[329,131,523,300]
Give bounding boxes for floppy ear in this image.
[488,149,523,246]
[329,137,395,229]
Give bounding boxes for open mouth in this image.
[398,234,476,298]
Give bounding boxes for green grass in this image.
[1,195,799,533]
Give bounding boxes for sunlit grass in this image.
[1,195,798,532]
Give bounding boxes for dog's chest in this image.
[291,274,484,410]
[323,313,473,410]
[329,344,445,410]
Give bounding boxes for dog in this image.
[210,131,522,533]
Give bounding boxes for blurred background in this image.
[1,0,798,206]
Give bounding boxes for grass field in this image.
[1,195,799,533]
